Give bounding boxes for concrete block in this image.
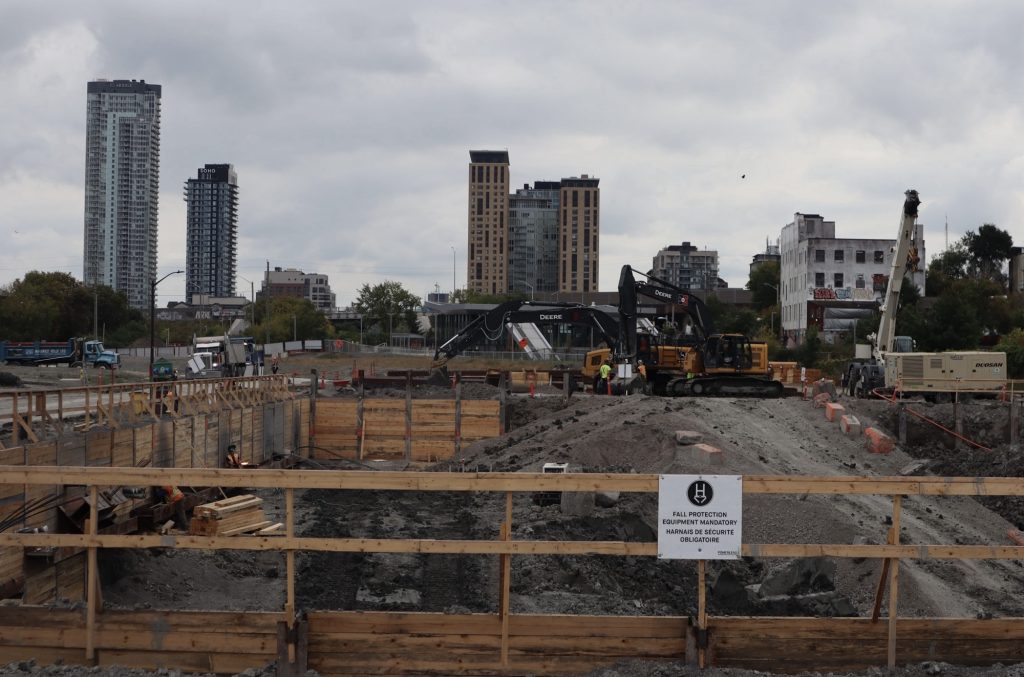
[693,443,723,466]
[813,380,837,399]
[864,427,894,455]
[812,392,832,408]
[674,430,704,445]
[839,415,861,436]
[825,402,845,422]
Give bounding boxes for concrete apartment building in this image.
[651,242,720,291]
[260,267,336,312]
[467,151,511,295]
[184,164,238,303]
[780,212,925,344]
[468,150,601,296]
[559,176,600,294]
[82,79,162,310]
[750,242,781,274]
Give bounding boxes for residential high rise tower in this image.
[83,79,162,309]
[185,164,239,303]
[467,151,510,295]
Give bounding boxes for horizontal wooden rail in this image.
[0,466,1022,496]
[1,532,1022,560]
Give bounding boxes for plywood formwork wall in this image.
[312,398,502,462]
[0,399,309,606]
[2,607,1024,675]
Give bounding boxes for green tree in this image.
[353,281,422,343]
[0,271,142,343]
[925,244,970,297]
[797,326,821,367]
[963,223,1013,284]
[745,262,780,311]
[995,329,1024,379]
[252,296,332,343]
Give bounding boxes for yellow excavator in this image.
[583,266,783,397]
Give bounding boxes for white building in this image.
[780,212,925,344]
[83,79,162,310]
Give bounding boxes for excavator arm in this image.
[618,266,716,352]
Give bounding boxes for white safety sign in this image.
[658,475,742,560]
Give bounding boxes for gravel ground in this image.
[6,358,1024,675]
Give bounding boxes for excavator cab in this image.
[704,334,754,372]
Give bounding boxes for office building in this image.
[779,212,926,343]
[184,164,238,303]
[651,242,720,291]
[260,267,336,312]
[509,182,560,297]
[83,79,162,309]
[467,150,510,295]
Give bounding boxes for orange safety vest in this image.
[162,486,184,503]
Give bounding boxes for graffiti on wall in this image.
[809,287,879,302]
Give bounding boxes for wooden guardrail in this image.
[0,468,1022,674]
[0,376,295,446]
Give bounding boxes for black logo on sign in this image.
[687,480,713,506]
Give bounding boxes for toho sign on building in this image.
[658,475,743,560]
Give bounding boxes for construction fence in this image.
[0,469,1022,674]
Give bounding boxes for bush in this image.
[995,329,1024,379]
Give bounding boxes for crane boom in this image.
[874,189,920,362]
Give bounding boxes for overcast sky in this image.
[1,1,1022,308]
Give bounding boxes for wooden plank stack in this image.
[188,494,282,536]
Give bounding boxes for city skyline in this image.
[2,3,1022,309]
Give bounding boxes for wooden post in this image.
[85,485,98,661]
[499,491,512,666]
[309,370,318,457]
[285,487,296,664]
[954,401,965,450]
[356,372,365,461]
[405,373,412,462]
[887,495,902,669]
[498,372,508,434]
[897,404,907,445]
[1010,396,1020,451]
[697,559,707,669]
[11,393,21,443]
[454,375,463,460]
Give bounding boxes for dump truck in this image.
[0,338,120,368]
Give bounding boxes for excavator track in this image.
[665,376,784,398]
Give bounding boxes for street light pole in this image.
[149,270,184,379]
[238,275,256,333]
